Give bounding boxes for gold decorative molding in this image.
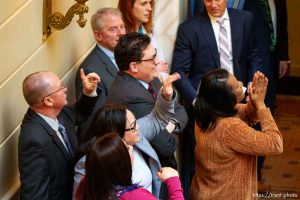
[43,0,89,40]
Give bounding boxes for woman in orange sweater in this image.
[191,69,283,200]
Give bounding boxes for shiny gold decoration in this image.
[43,0,89,40]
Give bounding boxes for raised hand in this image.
[248,71,268,110]
[161,72,181,101]
[80,68,101,95]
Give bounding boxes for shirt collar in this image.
[97,44,115,60]
[36,112,59,131]
[137,80,149,90]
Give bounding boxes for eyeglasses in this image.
[41,82,66,102]
[136,48,157,64]
[125,120,137,132]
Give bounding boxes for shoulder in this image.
[229,8,253,21]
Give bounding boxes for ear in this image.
[43,97,54,107]
[94,31,103,42]
[129,62,139,73]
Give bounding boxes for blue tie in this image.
[58,122,73,156]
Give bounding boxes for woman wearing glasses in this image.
[118,0,169,80]
[73,74,181,198]
[75,133,183,200]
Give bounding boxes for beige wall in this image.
[0,0,118,199]
[0,0,182,199]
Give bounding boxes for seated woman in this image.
[191,69,283,200]
[73,74,180,198]
[75,133,183,200]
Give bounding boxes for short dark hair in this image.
[78,133,132,200]
[77,104,127,158]
[194,68,238,132]
[114,32,151,71]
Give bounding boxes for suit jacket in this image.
[18,95,98,200]
[243,0,289,107]
[171,8,261,106]
[75,45,118,139]
[106,71,188,157]
[75,45,118,113]
[74,91,176,198]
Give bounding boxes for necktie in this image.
[218,18,231,73]
[261,0,276,51]
[148,83,157,100]
[58,122,73,156]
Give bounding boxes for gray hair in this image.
[90,8,122,31]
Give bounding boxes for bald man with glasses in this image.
[19,69,100,200]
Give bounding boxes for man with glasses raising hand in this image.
[19,69,100,200]
[106,32,187,199]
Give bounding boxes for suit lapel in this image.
[228,9,241,78]
[135,136,160,164]
[121,72,156,103]
[199,12,220,66]
[94,46,118,78]
[29,109,73,160]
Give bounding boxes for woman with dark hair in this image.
[75,133,183,200]
[73,74,181,198]
[190,69,283,200]
[118,0,169,79]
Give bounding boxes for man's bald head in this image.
[22,71,56,106]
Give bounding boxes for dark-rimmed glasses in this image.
[136,48,157,64]
[125,120,137,132]
[41,82,66,102]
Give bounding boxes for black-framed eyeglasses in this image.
[125,120,137,132]
[136,48,157,64]
[41,82,66,102]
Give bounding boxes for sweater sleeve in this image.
[164,176,184,200]
[223,108,283,156]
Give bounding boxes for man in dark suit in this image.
[19,69,99,200]
[74,8,125,139]
[106,32,188,199]
[170,0,261,198]
[243,0,290,185]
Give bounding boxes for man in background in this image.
[243,0,290,186]
[75,8,125,139]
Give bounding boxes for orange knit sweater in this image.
[190,104,283,200]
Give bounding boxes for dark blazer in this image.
[171,8,261,106]
[243,0,289,107]
[75,45,118,111]
[106,71,188,157]
[18,95,98,200]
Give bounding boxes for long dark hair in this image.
[77,133,132,200]
[77,104,127,160]
[194,68,238,132]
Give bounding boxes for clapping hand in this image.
[80,69,101,95]
[248,71,268,110]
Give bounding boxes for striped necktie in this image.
[58,122,73,156]
[218,18,231,72]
